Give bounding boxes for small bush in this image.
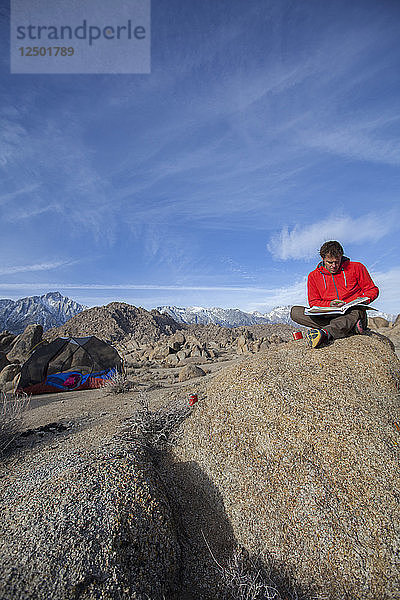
[118,396,191,452]
[0,390,30,454]
[215,545,300,600]
[104,370,133,395]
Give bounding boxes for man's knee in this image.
[291,305,305,323]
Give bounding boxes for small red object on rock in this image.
[292,331,303,340]
[189,394,198,406]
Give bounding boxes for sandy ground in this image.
[20,352,244,438]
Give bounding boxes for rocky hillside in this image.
[46,303,183,343]
[0,292,86,335]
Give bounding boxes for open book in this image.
[304,297,377,316]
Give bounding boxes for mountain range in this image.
[156,305,297,327]
[157,304,396,328]
[0,292,87,335]
[0,292,396,335]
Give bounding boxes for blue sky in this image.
[1,0,399,314]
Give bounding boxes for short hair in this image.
[319,241,344,258]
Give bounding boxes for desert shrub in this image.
[208,542,302,600]
[118,396,191,452]
[0,390,30,454]
[104,370,133,394]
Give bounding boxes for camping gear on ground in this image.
[18,336,122,395]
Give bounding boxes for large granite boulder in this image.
[6,324,43,364]
[0,351,9,372]
[0,439,180,600]
[178,364,206,382]
[0,332,16,353]
[172,336,400,600]
[368,316,390,329]
[0,363,21,388]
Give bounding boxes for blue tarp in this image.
[45,368,117,391]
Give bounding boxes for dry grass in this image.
[204,536,300,600]
[104,369,133,394]
[0,391,30,454]
[118,395,192,452]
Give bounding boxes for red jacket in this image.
[308,257,379,307]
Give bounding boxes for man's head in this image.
[320,240,344,274]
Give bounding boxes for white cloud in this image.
[0,260,77,276]
[300,115,400,166]
[268,212,398,260]
[371,267,400,315]
[0,184,41,206]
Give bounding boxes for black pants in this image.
[291,306,367,339]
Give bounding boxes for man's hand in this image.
[330,299,345,307]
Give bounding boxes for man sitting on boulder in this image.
[291,240,379,348]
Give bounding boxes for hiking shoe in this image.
[355,319,365,335]
[306,328,325,348]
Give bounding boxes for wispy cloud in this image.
[0,118,27,167]
[299,114,400,166]
[0,115,117,243]
[0,283,303,291]
[0,183,41,206]
[0,267,397,314]
[4,203,60,222]
[268,211,398,260]
[0,260,79,276]
[0,280,308,312]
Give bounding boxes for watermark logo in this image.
[10,0,151,74]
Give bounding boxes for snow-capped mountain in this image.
[0,292,88,334]
[157,305,396,328]
[371,310,397,322]
[253,306,296,325]
[157,305,297,327]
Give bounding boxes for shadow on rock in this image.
[161,457,312,600]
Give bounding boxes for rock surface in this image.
[0,332,16,352]
[47,303,182,344]
[6,324,43,364]
[0,363,21,387]
[116,323,293,370]
[368,320,400,358]
[368,316,390,328]
[0,433,180,600]
[2,322,399,600]
[178,363,206,382]
[172,335,400,600]
[0,351,9,372]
